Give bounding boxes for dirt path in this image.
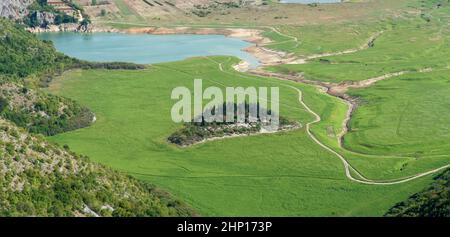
[288,31,384,64]
[331,68,433,147]
[248,68,438,149]
[209,57,449,185]
[265,26,300,48]
[286,85,450,185]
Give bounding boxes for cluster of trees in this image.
[0,89,95,136]
[24,0,77,28]
[0,19,63,77]
[0,172,193,217]
[53,13,77,25]
[28,0,56,12]
[168,120,261,146]
[191,1,243,17]
[72,61,147,70]
[385,168,449,217]
[168,103,297,146]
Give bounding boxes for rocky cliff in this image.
[0,0,33,20]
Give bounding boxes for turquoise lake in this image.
[38,32,260,68]
[280,0,341,3]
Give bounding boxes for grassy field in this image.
[266,16,450,83]
[260,2,450,173]
[45,56,440,216]
[269,1,450,79]
[345,70,450,157]
[42,0,450,216]
[263,23,383,56]
[109,0,145,23]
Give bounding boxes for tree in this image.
[79,18,91,30]
[37,0,48,6]
[0,97,8,113]
[91,0,97,6]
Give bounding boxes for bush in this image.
[0,97,8,112]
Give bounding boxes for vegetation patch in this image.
[0,82,94,136]
[344,70,450,157]
[24,0,79,28]
[0,119,194,217]
[0,19,144,135]
[168,103,299,146]
[191,1,242,17]
[385,168,449,217]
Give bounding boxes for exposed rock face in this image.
[30,10,56,25]
[0,0,34,20]
[27,23,93,33]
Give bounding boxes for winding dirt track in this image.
[286,85,450,185]
[290,31,384,64]
[266,26,300,48]
[211,58,450,185]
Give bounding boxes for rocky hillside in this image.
[0,119,194,216]
[385,169,449,217]
[0,17,194,216]
[0,18,93,136]
[0,19,144,136]
[0,18,70,78]
[0,82,94,136]
[0,0,33,20]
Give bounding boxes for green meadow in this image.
[46,56,440,216]
[263,23,382,57]
[258,3,450,181]
[345,70,450,157]
[265,5,450,83]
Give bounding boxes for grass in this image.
[264,23,382,56]
[345,70,450,157]
[40,0,450,216]
[291,71,449,180]
[260,2,450,180]
[110,0,145,23]
[266,7,450,83]
[45,56,438,216]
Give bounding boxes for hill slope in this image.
[385,169,449,217]
[0,18,194,217]
[0,18,93,136]
[0,0,33,20]
[0,118,194,216]
[0,18,69,78]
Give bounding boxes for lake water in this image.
[38,32,260,68]
[280,0,341,4]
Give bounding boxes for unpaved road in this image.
[211,57,450,185]
[287,85,450,185]
[288,31,384,64]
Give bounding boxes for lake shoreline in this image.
[28,24,291,71]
